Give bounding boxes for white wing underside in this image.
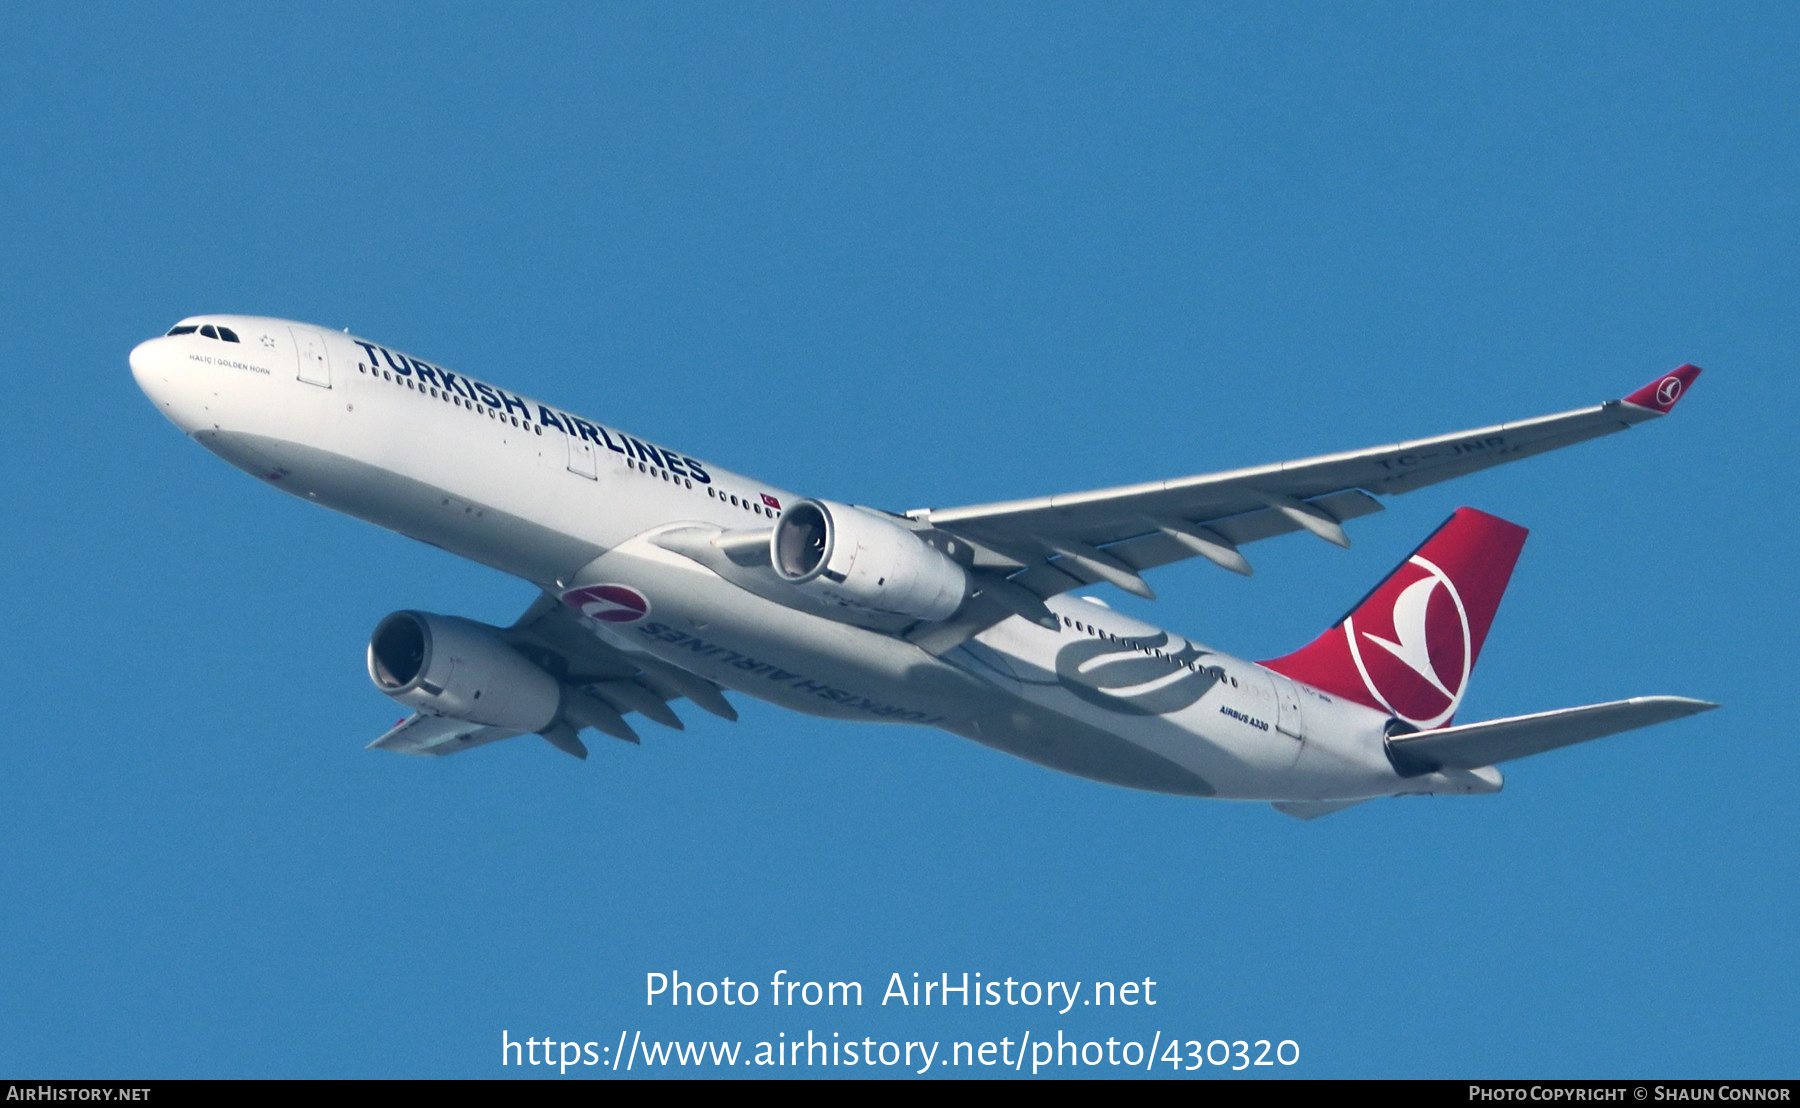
[368,713,520,755]
[367,592,736,756]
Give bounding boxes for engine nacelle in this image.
[770,499,968,621]
[366,611,561,732]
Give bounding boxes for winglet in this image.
[1621,364,1702,414]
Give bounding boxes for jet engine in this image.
[770,498,967,621]
[366,611,561,732]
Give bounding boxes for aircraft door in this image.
[290,327,332,388]
[1270,673,1306,739]
[566,430,598,479]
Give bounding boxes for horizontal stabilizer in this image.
[1387,695,1717,775]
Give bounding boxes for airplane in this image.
[129,316,1715,818]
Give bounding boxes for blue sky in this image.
[2,2,1795,1078]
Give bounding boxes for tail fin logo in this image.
[1260,507,1525,723]
[1655,376,1684,406]
[1345,555,1471,728]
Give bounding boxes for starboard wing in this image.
[902,367,1701,652]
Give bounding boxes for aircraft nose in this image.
[130,335,207,432]
[129,336,171,394]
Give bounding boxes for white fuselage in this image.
[131,315,1495,803]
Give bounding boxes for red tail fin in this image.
[1261,508,1529,729]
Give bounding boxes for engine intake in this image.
[770,499,967,621]
[367,611,561,733]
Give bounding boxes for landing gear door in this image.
[291,327,332,388]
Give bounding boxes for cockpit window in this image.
[167,323,242,341]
